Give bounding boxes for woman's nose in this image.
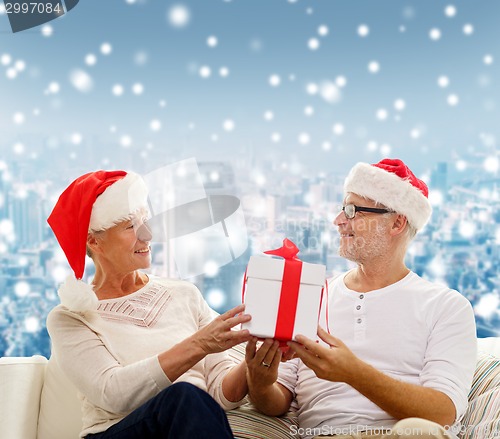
[136,222,153,242]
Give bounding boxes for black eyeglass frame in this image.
[342,204,392,219]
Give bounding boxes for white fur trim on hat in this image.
[89,172,149,231]
[58,275,98,312]
[344,163,432,230]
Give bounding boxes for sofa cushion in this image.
[37,356,83,439]
[0,356,47,439]
[228,402,298,439]
[459,352,500,439]
[477,337,500,358]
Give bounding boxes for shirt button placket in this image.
[354,293,366,341]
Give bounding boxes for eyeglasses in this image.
[341,204,392,220]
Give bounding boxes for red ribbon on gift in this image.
[264,238,303,341]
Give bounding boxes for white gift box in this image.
[242,255,326,342]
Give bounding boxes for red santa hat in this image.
[47,170,149,312]
[344,158,432,231]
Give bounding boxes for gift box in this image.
[242,239,326,342]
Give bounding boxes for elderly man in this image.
[246,159,477,439]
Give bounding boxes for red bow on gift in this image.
[264,238,300,260]
[264,238,303,342]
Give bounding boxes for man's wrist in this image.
[344,356,370,387]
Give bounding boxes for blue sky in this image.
[1,0,499,178]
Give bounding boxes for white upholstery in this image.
[37,357,82,439]
[0,338,499,439]
[0,356,47,439]
[477,336,500,357]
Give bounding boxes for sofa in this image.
[1,337,499,439]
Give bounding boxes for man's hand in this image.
[288,326,360,384]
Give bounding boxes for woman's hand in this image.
[158,304,251,383]
[245,337,282,389]
[244,337,294,417]
[192,304,252,355]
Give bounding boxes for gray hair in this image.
[368,196,418,243]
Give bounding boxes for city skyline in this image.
[0,157,498,357]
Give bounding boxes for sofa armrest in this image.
[0,356,48,439]
[477,337,500,358]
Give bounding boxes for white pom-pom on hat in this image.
[58,275,99,312]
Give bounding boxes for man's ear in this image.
[390,214,408,236]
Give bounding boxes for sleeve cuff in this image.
[216,381,247,411]
[148,356,172,391]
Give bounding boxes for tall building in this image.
[198,162,236,195]
[431,162,448,194]
[9,190,45,248]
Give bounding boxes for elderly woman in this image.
[46,170,252,439]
